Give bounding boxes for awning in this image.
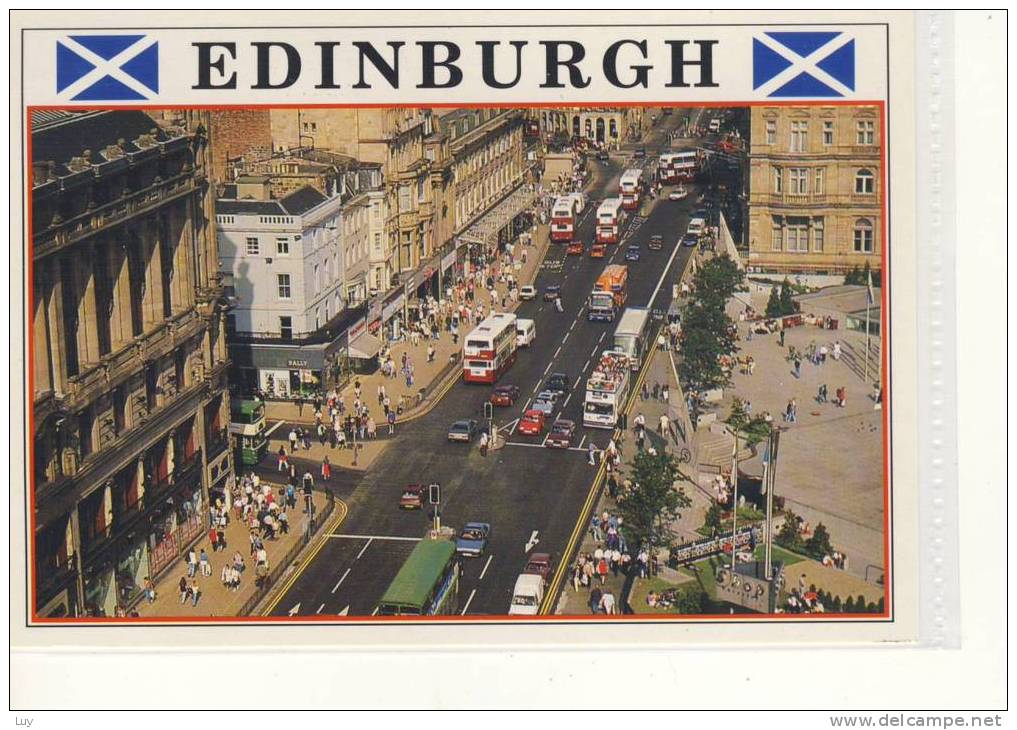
[348,332,383,360]
[458,183,537,248]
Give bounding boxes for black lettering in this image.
[315,42,342,89]
[665,40,719,88]
[252,42,301,89]
[352,41,404,89]
[539,41,590,88]
[603,39,650,89]
[477,40,527,89]
[417,41,462,89]
[192,42,236,89]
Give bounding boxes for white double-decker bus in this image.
[595,197,624,244]
[463,312,519,384]
[619,168,644,211]
[612,307,652,371]
[659,150,698,183]
[583,351,630,429]
[550,196,578,242]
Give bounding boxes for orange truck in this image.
[588,264,629,322]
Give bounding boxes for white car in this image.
[519,285,537,301]
[668,187,688,201]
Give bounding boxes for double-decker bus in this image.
[583,351,631,429]
[229,398,267,466]
[659,150,698,183]
[619,168,644,210]
[588,264,628,322]
[612,307,652,371]
[550,195,579,242]
[376,538,460,616]
[595,197,625,244]
[463,312,519,384]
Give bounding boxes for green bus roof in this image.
[231,399,264,417]
[379,539,456,608]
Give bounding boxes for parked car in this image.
[648,234,664,251]
[543,284,562,302]
[543,372,571,397]
[566,241,584,255]
[590,243,607,258]
[682,234,699,247]
[518,285,537,301]
[545,419,576,448]
[634,147,646,158]
[447,419,478,443]
[456,522,491,557]
[399,484,425,510]
[518,409,546,437]
[624,245,641,262]
[490,384,521,407]
[524,553,554,585]
[532,390,559,415]
[668,187,688,201]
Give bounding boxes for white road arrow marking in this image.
[525,531,540,553]
[338,605,350,616]
[288,602,301,616]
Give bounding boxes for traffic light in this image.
[428,483,441,505]
[483,402,494,420]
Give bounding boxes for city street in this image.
[265,113,704,617]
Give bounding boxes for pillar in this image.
[108,235,134,351]
[33,268,52,395]
[68,508,85,617]
[45,258,67,394]
[73,243,101,368]
[176,204,195,309]
[142,221,165,332]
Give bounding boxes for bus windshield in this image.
[585,402,615,415]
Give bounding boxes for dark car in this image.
[447,419,478,443]
[633,147,646,158]
[682,234,699,248]
[490,385,521,407]
[648,234,664,251]
[399,484,425,510]
[624,245,641,262]
[545,419,576,449]
[543,284,562,302]
[544,372,571,397]
[596,150,610,161]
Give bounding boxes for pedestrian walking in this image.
[288,429,298,453]
[587,440,598,466]
[277,445,288,472]
[321,455,331,482]
[794,357,802,379]
[479,430,490,457]
[186,548,197,578]
[199,548,211,577]
[658,413,670,436]
[178,576,189,604]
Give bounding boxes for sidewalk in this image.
[136,489,328,618]
[262,221,554,436]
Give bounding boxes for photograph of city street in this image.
[28,104,887,621]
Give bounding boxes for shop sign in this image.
[287,359,309,368]
[382,293,405,321]
[442,250,457,270]
[347,317,367,342]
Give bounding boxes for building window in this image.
[790,120,807,152]
[279,316,292,339]
[245,237,259,255]
[853,219,875,253]
[822,121,834,146]
[786,217,809,252]
[771,217,783,251]
[813,217,825,252]
[276,238,290,255]
[855,169,875,194]
[765,119,776,145]
[373,232,381,252]
[814,167,825,195]
[856,120,875,145]
[277,274,291,299]
[315,308,321,330]
[772,166,782,194]
[313,264,319,294]
[789,168,808,195]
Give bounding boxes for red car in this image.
[524,553,554,585]
[590,243,607,258]
[490,384,521,407]
[545,419,576,448]
[566,241,584,255]
[399,484,425,510]
[517,409,546,437]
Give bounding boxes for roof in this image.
[378,539,456,608]
[231,399,264,415]
[794,285,881,316]
[513,573,543,590]
[216,184,329,217]
[279,186,328,215]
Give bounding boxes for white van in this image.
[708,118,721,133]
[687,217,706,237]
[516,318,536,347]
[508,573,544,615]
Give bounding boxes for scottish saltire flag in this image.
[753,31,855,97]
[56,35,159,100]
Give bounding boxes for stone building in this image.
[30,110,231,618]
[533,107,647,146]
[747,105,883,278]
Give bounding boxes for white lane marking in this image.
[331,568,352,594]
[316,603,326,614]
[599,332,606,343]
[461,588,477,615]
[569,320,577,332]
[591,344,599,358]
[648,227,687,306]
[503,441,589,452]
[541,431,550,447]
[355,538,373,561]
[554,345,562,359]
[329,534,422,542]
[578,435,587,449]
[562,331,571,343]
[584,357,592,371]
[371,607,379,616]
[573,375,583,389]
[563,393,572,408]
[264,420,286,437]
[479,554,494,580]
[522,398,532,411]
[543,362,553,376]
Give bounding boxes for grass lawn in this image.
[679,557,720,598]
[629,577,683,614]
[753,543,804,566]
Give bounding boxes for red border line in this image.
[25,100,892,625]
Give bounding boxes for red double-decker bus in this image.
[659,150,698,183]
[619,168,644,211]
[596,198,624,244]
[550,195,579,242]
[463,313,519,384]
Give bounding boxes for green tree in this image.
[805,523,834,560]
[778,279,796,315]
[703,502,722,535]
[693,254,745,302]
[765,285,783,318]
[616,451,692,557]
[673,585,708,614]
[844,265,862,286]
[844,596,856,613]
[775,510,804,552]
